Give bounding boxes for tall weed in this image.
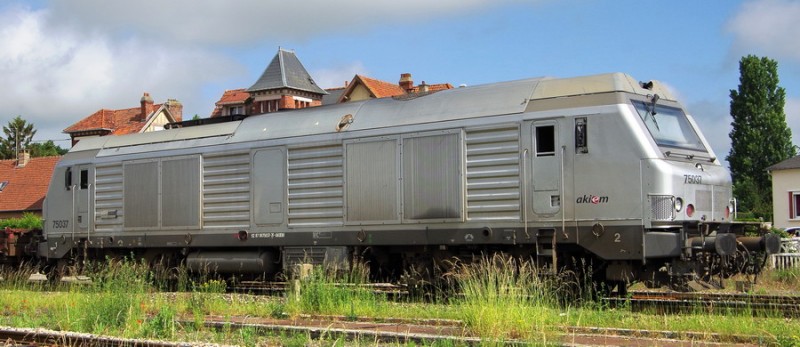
[448,254,559,343]
[286,261,382,317]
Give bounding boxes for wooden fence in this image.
[769,238,800,269]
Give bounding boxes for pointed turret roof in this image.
[247,48,327,95]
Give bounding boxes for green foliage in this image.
[141,305,178,340]
[0,212,43,230]
[770,267,800,287]
[727,55,796,221]
[28,140,68,157]
[448,254,558,343]
[286,262,381,317]
[0,116,37,160]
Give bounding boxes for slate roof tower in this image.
[246,48,327,115]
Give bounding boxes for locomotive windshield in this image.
[633,101,706,152]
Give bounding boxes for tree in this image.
[29,140,68,157]
[727,55,796,220]
[0,116,37,160]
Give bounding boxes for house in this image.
[330,73,453,104]
[210,48,452,115]
[768,155,800,230]
[0,155,60,219]
[210,89,251,118]
[64,93,183,146]
[211,48,327,118]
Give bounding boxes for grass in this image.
[446,254,561,344]
[1,256,800,345]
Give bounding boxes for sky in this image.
[1,0,798,165]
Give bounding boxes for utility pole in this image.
[15,126,18,160]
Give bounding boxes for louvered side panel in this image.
[203,152,251,229]
[288,144,344,227]
[465,125,521,220]
[94,163,123,232]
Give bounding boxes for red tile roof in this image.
[411,83,454,93]
[211,89,250,117]
[217,89,250,105]
[64,105,162,136]
[0,156,60,213]
[355,75,407,99]
[338,75,453,103]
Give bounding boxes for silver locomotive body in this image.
[41,73,775,288]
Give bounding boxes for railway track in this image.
[228,280,410,297]
[0,325,220,347]
[605,291,800,317]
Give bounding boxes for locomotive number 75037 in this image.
[684,175,702,184]
[52,220,69,229]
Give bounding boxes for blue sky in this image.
[1,0,798,165]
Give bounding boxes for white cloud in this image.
[727,0,800,62]
[0,5,244,144]
[47,0,522,46]
[311,62,368,90]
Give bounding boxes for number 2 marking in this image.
[614,233,621,243]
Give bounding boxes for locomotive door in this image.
[530,120,561,216]
[74,165,94,233]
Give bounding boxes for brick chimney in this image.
[140,92,154,121]
[419,81,429,93]
[165,98,183,122]
[16,150,30,168]
[399,73,413,92]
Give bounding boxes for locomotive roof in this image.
[69,72,675,153]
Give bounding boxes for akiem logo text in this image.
[576,194,609,204]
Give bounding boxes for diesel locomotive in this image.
[7,72,781,290]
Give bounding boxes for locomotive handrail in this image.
[88,183,93,243]
[560,146,567,240]
[71,185,76,242]
[522,149,529,240]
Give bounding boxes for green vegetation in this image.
[1,256,799,345]
[727,55,796,220]
[0,212,43,230]
[0,116,67,159]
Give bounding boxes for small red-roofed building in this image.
[210,89,251,118]
[64,93,183,146]
[332,73,453,104]
[0,155,60,219]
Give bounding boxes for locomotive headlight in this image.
[674,197,683,212]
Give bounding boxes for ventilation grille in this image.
[287,144,344,227]
[94,163,123,233]
[203,151,251,229]
[649,195,674,221]
[282,246,348,270]
[713,187,731,220]
[465,124,521,221]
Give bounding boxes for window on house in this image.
[0,181,8,192]
[791,192,800,220]
[229,106,243,116]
